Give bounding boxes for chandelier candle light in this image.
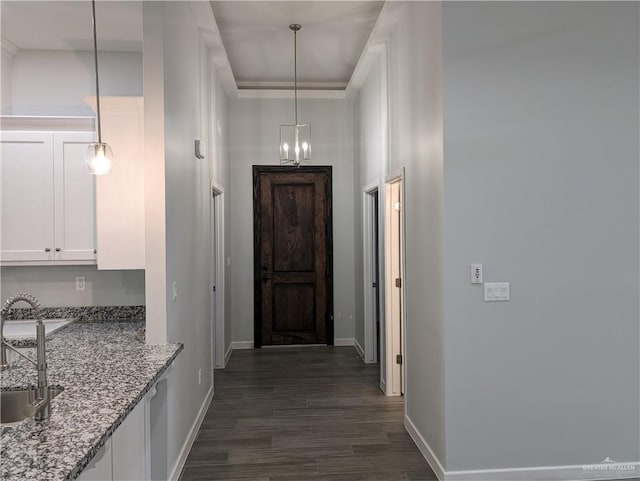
[280,24,311,166]
[86,0,113,175]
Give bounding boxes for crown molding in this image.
[237,89,346,100]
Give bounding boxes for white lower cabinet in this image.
[76,393,147,481]
[76,371,170,481]
[77,438,112,481]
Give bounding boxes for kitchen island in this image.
[0,320,182,480]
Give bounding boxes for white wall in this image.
[442,1,639,471]
[0,266,144,307]
[9,50,142,116]
[142,2,231,477]
[353,50,387,352]
[1,43,14,114]
[229,97,356,343]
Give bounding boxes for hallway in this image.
[180,347,436,480]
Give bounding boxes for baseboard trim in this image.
[404,414,446,481]
[231,341,254,350]
[379,377,386,394]
[405,414,639,481]
[334,338,355,347]
[354,338,365,359]
[224,342,233,366]
[446,462,640,481]
[169,384,214,481]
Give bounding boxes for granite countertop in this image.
[0,320,183,481]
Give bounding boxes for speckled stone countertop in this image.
[0,320,183,481]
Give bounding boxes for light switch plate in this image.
[484,282,510,302]
[471,264,482,284]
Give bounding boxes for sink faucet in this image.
[0,293,50,421]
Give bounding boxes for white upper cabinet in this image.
[1,127,96,265]
[1,131,55,261]
[54,132,97,261]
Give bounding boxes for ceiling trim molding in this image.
[189,1,238,98]
[345,1,407,99]
[237,81,347,91]
[1,37,19,56]
[237,89,346,100]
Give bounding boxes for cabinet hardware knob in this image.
[44,248,51,252]
[94,249,97,254]
[55,248,61,252]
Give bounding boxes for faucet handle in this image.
[23,397,47,418]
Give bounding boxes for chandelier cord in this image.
[91,0,102,144]
[294,28,298,127]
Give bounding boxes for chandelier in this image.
[280,24,311,166]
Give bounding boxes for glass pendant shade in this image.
[86,142,113,175]
[280,124,311,166]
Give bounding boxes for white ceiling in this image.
[1,1,383,89]
[210,1,384,88]
[1,1,143,52]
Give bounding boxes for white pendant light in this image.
[280,24,311,167]
[86,0,113,175]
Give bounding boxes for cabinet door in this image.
[0,131,55,261]
[76,438,112,481]
[112,399,147,481]
[53,132,96,261]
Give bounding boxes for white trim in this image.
[223,342,233,367]
[237,81,347,90]
[1,37,18,55]
[237,89,346,100]
[188,1,238,98]
[334,338,355,347]
[211,186,226,369]
[363,181,383,365]
[0,115,95,132]
[169,385,214,481]
[446,463,640,481]
[405,414,639,481]
[379,378,386,394]
[404,415,446,481]
[231,341,254,350]
[354,338,365,359]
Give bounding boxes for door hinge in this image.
[212,286,216,292]
[372,282,377,288]
[396,354,403,365]
[395,278,402,288]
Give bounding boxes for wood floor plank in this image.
[179,347,436,481]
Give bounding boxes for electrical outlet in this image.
[172,282,178,302]
[198,369,202,385]
[75,276,86,291]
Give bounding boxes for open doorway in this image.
[211,184,226,369]
[384,173,404,396]
[363,182,383,369]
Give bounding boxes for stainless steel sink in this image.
[0,387,63,424]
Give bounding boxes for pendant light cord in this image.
[294,28,298,127]
[92,0,102,144]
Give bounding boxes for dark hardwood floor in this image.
[180,346,437,481]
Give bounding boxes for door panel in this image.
[254,166,333,347]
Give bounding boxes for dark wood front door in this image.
[253,166,333,347]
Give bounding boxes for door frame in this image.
[363,180,384,364]
[384,169,406,396]
[211,183,226,369]
[252,165,334,348]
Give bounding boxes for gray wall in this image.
[9,50,142,116]
[1,266,144,306]
[229,98,356,343]
[353,1,447,461]
[442,1,639,470]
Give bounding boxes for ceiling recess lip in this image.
[210,0,385,90]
